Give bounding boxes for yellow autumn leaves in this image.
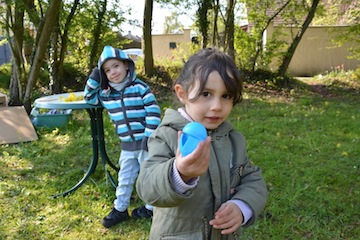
[60,93,83,102]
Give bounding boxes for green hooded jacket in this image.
[136,109,268,240]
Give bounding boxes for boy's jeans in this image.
[114,149,152,212]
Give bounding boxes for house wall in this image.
[149,29,191,59]
[267,23,359,76]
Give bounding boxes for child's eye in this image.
[223,93,233,99]
[202,92,211,97]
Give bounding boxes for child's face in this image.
[102,59,128,84]
[175,71,233,130]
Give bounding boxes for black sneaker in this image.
[102,208,129,228]
[131,206,153,219]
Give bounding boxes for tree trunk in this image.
[196,0,212,48]
[7,1,25,106]
[212,0,219,47]
[9,60,23,106]
[50,0,80,93]
[23,0,62,113]
[144,0,155,76]
[88,0,107,75]
[49,12,61,94]
[225,0,235,59]
[277,0,320,78]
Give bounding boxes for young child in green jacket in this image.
[136,48,268,239]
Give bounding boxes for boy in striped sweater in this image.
[84,45,161,228]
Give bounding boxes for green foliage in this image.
[163,12,185,34]
[312,0,359,26]
[354,67,360,79]
[0,63,11,94]
[62,0,129,72]
[236,0,336,74]
[234,27,256,70]
[0,63,11,75]
[242,69,295,89]
[331,24,360,61]
[153,42,200,80]
[262,27,288,68]
[62,62,88,92]
[235,0,284,72]
[313,69,360,99]
[0,37,8,46]
[0,62,85,102]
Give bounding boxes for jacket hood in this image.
[161,109,189,131]
[98,45,136,90]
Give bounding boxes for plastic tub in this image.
[31,108,72,129]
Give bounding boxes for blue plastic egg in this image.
[180,122,207,156]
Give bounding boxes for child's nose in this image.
[110,69,116,76]
[210,98,222,110]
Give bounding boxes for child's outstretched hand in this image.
[176,131,211,183]
[209,202,244,235]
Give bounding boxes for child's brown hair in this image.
[173,48,243,105]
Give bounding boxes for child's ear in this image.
[174,84,187,103]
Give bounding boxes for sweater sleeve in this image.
[84,67,101,105]
[141,84,161,137]
[171,160,199,194]
[227,199,253,225]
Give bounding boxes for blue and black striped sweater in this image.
[84,46,161,151]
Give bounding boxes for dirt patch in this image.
[296,77,360,99]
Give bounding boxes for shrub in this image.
[0,63,11,93]
[62,62,87,91]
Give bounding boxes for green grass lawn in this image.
[1,76,359,239]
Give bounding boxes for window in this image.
[169,42,177,49]
[191,37,199,44]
